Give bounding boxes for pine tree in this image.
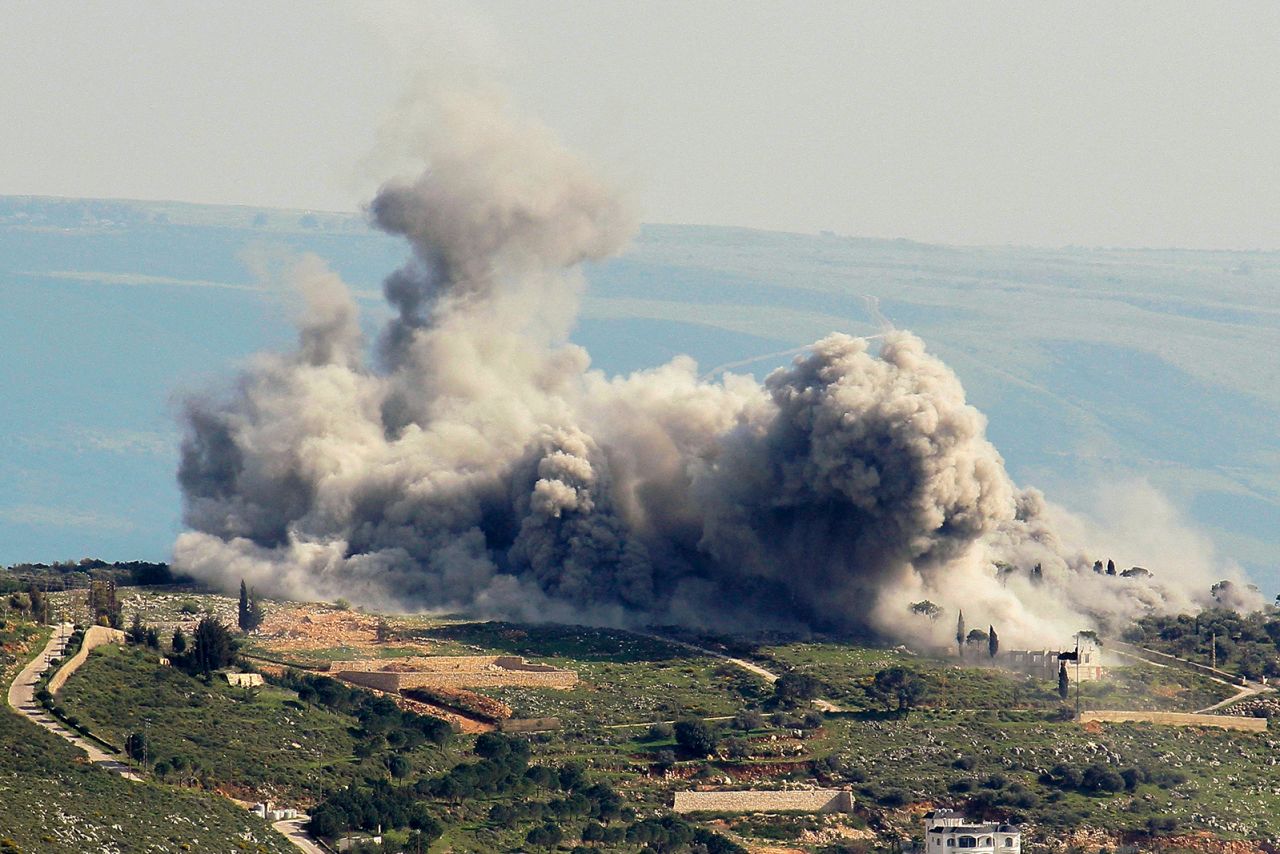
[988,625,999,659]
[1058,662,1070,701]
[956,610,965,659]
[191,617,235,676]
[171,627,187,654]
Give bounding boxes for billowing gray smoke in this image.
[174,88,1245,645]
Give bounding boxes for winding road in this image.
[6,624,325,853]
[6,623,140,779]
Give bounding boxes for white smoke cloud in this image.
[173,85,1241,647]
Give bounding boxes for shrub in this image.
[674,718,719,757]
[877,789,909,808]
[646,722,674,741]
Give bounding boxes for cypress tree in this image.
[988,625,999,659]
[238,579,251,632]
[1058,662,1070,701]
[956,610,965,659]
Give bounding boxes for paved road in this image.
[6,623,141,780]
[1110,641,1274,714]
[8,625,326,853]
[273,818,326,853]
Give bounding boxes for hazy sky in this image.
[4,1,1278,248]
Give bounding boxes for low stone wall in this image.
[334,671,404,693]
[399,670,577,689]
[328,655,577,691]
[1080,711,1266,732]
[49,626,125,694]
[498,717,561,733]
[673,789,854,814]
[328,656,504,673]
[336,668,577,691]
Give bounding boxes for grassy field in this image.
[42,595,1280,852]
[0,619,293,854]
[753,640,1234,713]
[58,644,457,805]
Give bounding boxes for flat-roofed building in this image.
[923,810,1020,852]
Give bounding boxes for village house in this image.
[923,810,1021,852]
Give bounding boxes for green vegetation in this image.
[42,599,1280,850]
[1129,606,1280,680]
[308,732,746,852]
[755,641,1232,713]
[58,645,452,803]
[0,618,291,853]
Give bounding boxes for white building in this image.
[923,810,1020,852]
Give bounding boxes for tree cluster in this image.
[1128,607,1280,680]
[275,670,452,751]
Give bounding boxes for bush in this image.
[1080,763,1125,794]
[674,718,719,757]
[877,789,909,808]
[646,722,674,741]
[526,822,563,849]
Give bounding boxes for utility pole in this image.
[1074,633,1081,720]
[1212,632,1217,671]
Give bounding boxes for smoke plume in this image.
[174,87,1249,646]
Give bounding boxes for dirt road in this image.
[636,630,850,712]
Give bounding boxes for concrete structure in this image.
[224,672,265,688]
[253,803,300,822]
[498,717,561,733]
[672,789,854,814]
[328,655,577,692]
[1004,646,1105,682]
[1080,710,1266,731]
[924,810,1020,852]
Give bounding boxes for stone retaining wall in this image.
[336,668,577,691]
[1080,711,1266,731]
[498,717,561,733]
[329,655,577,691]
[673,789,854,814]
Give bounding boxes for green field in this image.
[0,619,293,854]
[35,600,1280,852]
[58,644,457,804]
[754,640,1234,713]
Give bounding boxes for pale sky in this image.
[3,1,1279,249]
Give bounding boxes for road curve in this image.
[6,623,141,779]
[8,624,324,853]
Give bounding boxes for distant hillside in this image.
[1,195,1275,587]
